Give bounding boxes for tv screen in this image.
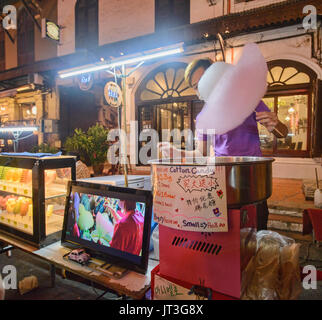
[61,181,152,273]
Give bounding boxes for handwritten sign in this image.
[154,274,208,300]
[152,165,228,232]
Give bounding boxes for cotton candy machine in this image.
[151,157,274,207]
[150,157,274,298]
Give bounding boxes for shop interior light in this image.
[288,107,295,114]
[58,45,184,79]
[32,106,37,115]
[0,127,38,132]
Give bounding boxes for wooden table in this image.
[0,233,158,300]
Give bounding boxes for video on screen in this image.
[65,191,145,256]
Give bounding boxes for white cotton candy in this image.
[196,43,268,135]
[198,62,235,101]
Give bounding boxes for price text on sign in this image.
[152,165,228,232]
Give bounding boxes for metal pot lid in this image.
[149,156,275,166]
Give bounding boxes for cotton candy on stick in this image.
[196,43,268,135]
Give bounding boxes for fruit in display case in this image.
[0,167,32,184]
[13,198,22,214]
[12,169,23,182]
[0,196,32,216]
[27,204,33,218]
[19,198,32,216]
[46,204,53,218]
[0,195,13,210]
[20,169,32,184]
[4,168,15,181]
[0,167,9,180]
[6,198,16,213]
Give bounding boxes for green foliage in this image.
[31,143,59,154]
[64,124,109,166]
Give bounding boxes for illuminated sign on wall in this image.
[76,73,94,91]
[104,82,122,108]
[41,18,60,42]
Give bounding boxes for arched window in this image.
[75,0,98,51]
[260,60,316,157]
[136,62,202,165]
[137,63,195,102]
[17,8,34,66]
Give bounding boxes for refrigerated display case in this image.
[0,155,76,247]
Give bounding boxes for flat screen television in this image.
[61,181,153,274]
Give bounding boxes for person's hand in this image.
[256,112,278,132]
[158,142,182,159]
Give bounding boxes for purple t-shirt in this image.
[196,100,270,156]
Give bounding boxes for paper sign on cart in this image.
[152,165,228,232]
[154,274,208,300]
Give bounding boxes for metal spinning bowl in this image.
[149,157,274,208]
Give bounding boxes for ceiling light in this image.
[58,45,184,79]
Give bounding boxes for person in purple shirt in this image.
[159,58,288,230]
[196,100,276,157]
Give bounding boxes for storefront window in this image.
[21,104,37,122]
[277,95,308,151]
[0,98,39,152]
[261,60,315,157]
[136,62,200,164]
[139,66,195,101]
[258,97,274,152]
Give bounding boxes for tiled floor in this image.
[268,178,314,211]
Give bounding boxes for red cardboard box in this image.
[158,205,257,298]
[151,264,237,300]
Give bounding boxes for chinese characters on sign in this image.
[152,165,228,232]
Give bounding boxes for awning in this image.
[0,88,17,98]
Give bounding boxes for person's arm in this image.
[256,112,288,138]
[255,101,288,138]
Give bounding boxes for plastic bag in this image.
[241,230,302,300]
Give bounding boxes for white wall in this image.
[272,158,322,179]
[57,0,77,56]
[190,0,223,23]
[99,0,154,46]
[232,0,288,14]
[190,0,289,24]
[57,0,154,56]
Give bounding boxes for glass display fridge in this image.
[0,155,76,247]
